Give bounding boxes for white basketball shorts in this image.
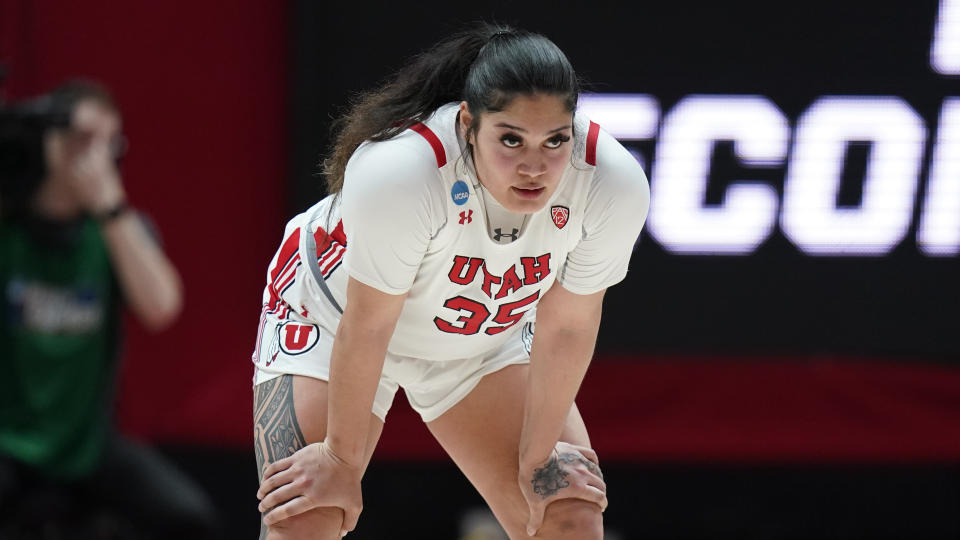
[252,311,534,423]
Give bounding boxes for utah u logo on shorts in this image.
[278,322,320,355]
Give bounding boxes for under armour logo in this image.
[493,228,519,242]
[459,210,473,225]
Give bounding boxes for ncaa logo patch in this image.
[451,180,470,206]
[277,322,320,355]
[551,205,570,229]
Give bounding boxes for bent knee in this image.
[538,498,603,540]
[265,506,344,540]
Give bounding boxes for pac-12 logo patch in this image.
[277,322,320,355]
[551,206,569,229]
[451,181,470,206]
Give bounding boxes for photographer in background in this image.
[0,81,218,538]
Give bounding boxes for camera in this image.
[0,70,72,217]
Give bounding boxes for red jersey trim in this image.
[312,220,347,252]
[411,122,447,168]
[312,219,347,279]
[585,121,600,166]
[266,228,302,313]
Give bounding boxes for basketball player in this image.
[252,25,650,540]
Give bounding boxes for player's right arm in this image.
[256,277,406,535]
[324,132,441,462]
[327,280,406,463]
[258,133,441,534]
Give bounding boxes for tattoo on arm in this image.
[531,451,605,499]
[531,454,571,498]
[557,451,604,480]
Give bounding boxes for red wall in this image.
[0,1,288,445]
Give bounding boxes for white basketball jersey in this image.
[255,103,648,363]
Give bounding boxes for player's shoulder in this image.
[349,132,439,178]
[594,129,645,180]
[345,104,459,193]
[571,111,635,171]
[578,117,650,207]
[343,139,443,210]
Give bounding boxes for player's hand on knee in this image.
[257,442,364,536]
[519,442,607,536]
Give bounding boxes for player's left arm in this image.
[519,125,650,534]
[517,284,608,534]
[519,283,604,464]
[521,126,650,466]
[520,281,605,453]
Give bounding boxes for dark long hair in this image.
[322,24,579,194]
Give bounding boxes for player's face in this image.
[461,93,574,214]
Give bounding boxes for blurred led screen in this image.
[297,1,959,359]
[577,1,960,358]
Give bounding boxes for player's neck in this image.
[479,182,527,244]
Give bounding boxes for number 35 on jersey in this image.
[434,253,550,336]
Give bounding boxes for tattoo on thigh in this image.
[254,376,276,414]
[531,454,571,498]
[253,375,306,481]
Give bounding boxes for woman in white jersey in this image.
[253,24,649,540]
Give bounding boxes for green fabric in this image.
[0,217,118,479]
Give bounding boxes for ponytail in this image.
[321,24,579,194]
